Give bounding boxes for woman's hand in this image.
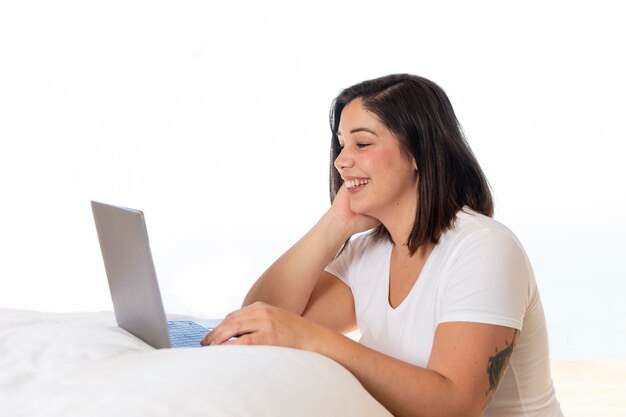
[328,184,380,237]
[201,302,327,351]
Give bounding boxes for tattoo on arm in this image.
[485,330,519,402]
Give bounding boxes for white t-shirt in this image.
[325,208,563,417]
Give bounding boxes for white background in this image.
[1,0,624,360]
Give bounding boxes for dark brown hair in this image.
[329,74,494,255]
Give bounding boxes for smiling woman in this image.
[329,75,494,255]
[203,74,563,417]
[334,98,419,224]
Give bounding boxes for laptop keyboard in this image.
[168,320,212,348]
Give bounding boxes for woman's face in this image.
[334,98,418,220]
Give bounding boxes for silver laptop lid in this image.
[91,201,171,348]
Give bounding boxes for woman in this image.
[202,74,563,417]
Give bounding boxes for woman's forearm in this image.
[312,328,475,417]
[242,212,352,314]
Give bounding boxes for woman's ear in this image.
[412,158,418,171]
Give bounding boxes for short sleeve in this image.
[438,229,532,330]
[324,233,375,288]
[324,240,355,287]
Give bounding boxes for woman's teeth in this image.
[346,179,371,189]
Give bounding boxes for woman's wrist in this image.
[318,210,356,242]
[305,320,349,356]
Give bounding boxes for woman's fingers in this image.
[202,318,253,345]
[222,333,256,346]
[201,302,273,346]
[330,184,380,234]
[199,302,320,350]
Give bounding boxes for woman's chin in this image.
[349,202,374,218]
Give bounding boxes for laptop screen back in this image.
[91,201,172,348]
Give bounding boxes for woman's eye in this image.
[357,143,370,148]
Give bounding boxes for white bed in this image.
[0,308,392,417]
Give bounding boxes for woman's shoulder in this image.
[345,230,390,257]
[445,207,526,253]
[327,230,390,280]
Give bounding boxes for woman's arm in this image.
[241,211,351,315]
[300,272,357,333]
[242,185,379,316]
[202,303,518,417]
[319,321,519,417]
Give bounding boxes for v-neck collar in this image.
[385,241,440,313]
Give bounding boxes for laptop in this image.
[91,201,221,348]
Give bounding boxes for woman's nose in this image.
[334,147,354,172]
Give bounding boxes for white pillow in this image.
[0,310,392,417]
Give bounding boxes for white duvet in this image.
[0,309,392,417]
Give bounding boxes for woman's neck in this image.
[378,196,418,256]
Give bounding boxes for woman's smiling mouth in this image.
[345,178,371,190]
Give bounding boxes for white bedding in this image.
[0,309,392,417]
